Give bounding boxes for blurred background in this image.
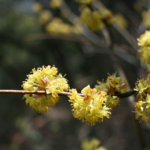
[0,0,150,150]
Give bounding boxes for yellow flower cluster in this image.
[134,74,150,123]
[39,10,52,25]
[98,7,127,28]
[50,0,63,9]
[81,138,107,150]
[69,85,111,126]
[32,2,43,13]
[80,7,127,31]
[22,66,69,113]
[76,0,94,4]
[137,30,150,70]
[95,73,128,109]
[98,7,113,23]
[142,11,150,28]
[32,2,52,25]
[45,18,80,35]
[110,14,128,28]
[80,7,104,31]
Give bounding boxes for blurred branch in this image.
[59,1,105,48]
[0,89,136,99]
[104,22,146,150]
[92,0,138,50]
[23,33,93,45]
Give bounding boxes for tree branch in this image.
[0,89,136,98]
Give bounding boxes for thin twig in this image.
[59,1,105,48]
[92,0,138,50]
[0,89,136,98]
[0,90,85,97]
[23,33,92,45]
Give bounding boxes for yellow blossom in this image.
[137,30,150,70]
[134,74,150,123]
[95,81,108,92]
[98,7,113,22]
[95,73,128,96]
[24,94,58,113]
[134,77,150,95]
[142,11,150,28]
[134,99,150,123]
[22,65,69,113]
[32,2,43,13]
[69,85,111,126]
[110,14,128,28]
[80,7,104,31]
[106,73,128,95]
[50,0,63,9]
[95,73,128,110]
[45,18,80,35]
[81,138,107,150]
[137,30,150,47]
[76,0,94,4]
[39,10,52,25]
[106,95,120,109]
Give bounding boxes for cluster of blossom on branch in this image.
[22,66,69,113]
[23,0,150,125]
[132,30,150,123]
[22,65,129,126]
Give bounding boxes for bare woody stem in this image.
[0,89,136,98]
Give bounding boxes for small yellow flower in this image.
[39,10,52,25]
[80,7,104,31]
[134,74,150,123]
[134,100,150,123]
[95,73,128,96]
[81,138,107,150]
[22,65,69,113]
[106,95,120,109]
[142,11,150,28]
[137,30,150,70]
[50,0,63,9]
[45,18,80,35]
[32,2,43,13]
[137,30,150,47]
[24,94,57,113]
[110,14,128,28]
[95,73,128,110]
[95,81,108,92]
[106,73,128,95]
[76,0,94,4]
[99,7,113,22]
[69,85,110,126]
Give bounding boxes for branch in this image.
[23,33,92,45]
[92,0,138,50]
[0,89,136,98]
[59,1,105,48]
[0,90,85,97]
